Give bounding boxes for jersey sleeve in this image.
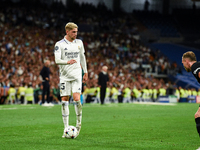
[192,63,200,83]
[196,68,200,77]
[79,40,88,73]
[54,42,69,65]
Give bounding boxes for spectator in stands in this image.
[49,84,60,104]
[0,83,5,104]
[34,83,43,105]
[144,0,150,11]
[17,82,26,104]
[0,0,184,107]
[198,89,200,96]
[24,83,34,104]
[7,84,16,104]
[166,81,175,95]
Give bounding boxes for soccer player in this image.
[54,22,88,138]
[182,51,200,137]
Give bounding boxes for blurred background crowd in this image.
[0,0,200,104]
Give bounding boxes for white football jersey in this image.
[54,37,87,81]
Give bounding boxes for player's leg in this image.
[46,82,50,104]
[100,87,106,104]
[73,93,82,134]
[195,106,200,137]
[72,79,82,134]
[61,96,70,138]
[61,96,70,128]
[60,80,71,138]
[42,82,46,104]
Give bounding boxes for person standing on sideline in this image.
[98,66,109,105]
[182,51,200,137]
[54,22,88,138]
[40,60,51,105]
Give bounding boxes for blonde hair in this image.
[102,66,108,70]
[182,51,197,61]
[44,59,50,65]
[65,22,78,31]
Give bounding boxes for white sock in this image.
[61,101,69,128]
[74,101,82,126]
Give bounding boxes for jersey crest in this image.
[54,46,59,53]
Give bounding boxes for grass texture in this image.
[0,102,199,150]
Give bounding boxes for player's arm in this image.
[80,41,88,82]
[198,72,200,79]
[54,43,76,65]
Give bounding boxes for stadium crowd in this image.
[0,0,195,105]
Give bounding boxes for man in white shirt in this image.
[54,22,88,138]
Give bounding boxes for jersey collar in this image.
[64,36,76,44]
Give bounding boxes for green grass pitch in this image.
[0,103,199,150]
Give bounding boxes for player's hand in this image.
[83,73,88,83]
[67,59,77,64]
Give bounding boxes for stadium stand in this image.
[133,10,180,38]
[0,0,200,104]
[151,43,200,89]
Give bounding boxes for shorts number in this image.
[60,83,65,90]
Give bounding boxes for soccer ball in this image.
[64,126,78,139]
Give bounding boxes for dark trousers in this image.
[20,96,24,104]
[100,86,106,104]
[42,81,50,103]
[0,96,6,104]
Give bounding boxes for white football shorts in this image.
[60,78,82,96]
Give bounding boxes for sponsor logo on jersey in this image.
[65,52,79,58]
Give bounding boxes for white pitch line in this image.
[0,106,36,110]
[133,102,176,106]
[82,102,177,107]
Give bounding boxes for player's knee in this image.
[62,96,69,101]
[73,93,80,101]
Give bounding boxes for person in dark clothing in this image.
[34,83,43,104]
[40,60,51,105]
[182,51,200,137]
[144,0,150,11]
[98,66,109,105]
[166,81,175,95]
